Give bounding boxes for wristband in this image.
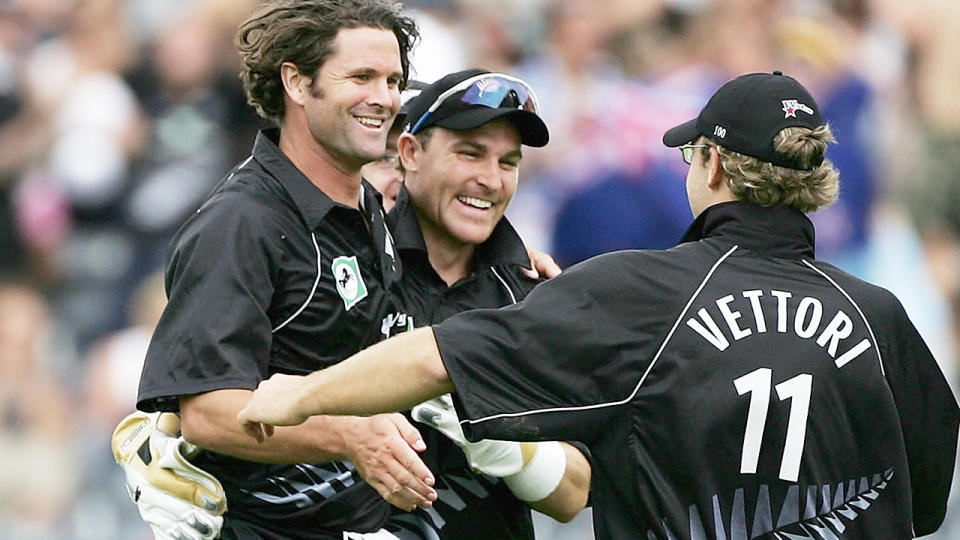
[503,441,567,502]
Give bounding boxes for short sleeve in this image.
[137,192,280,411]
[433,252,662,443]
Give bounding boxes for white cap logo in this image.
[782,99,814,119]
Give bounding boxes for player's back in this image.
[617,240,917,539]
[432,202,958,540]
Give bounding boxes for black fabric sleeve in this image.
[884,298,960,535]
[137,192,281,411]
[433,252,659,444]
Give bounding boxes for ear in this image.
[280,62,311,107]
[397,132,421,173]
[705,146,724,190]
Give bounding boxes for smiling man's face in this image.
[402,118,522,250]
[303,26,403,170]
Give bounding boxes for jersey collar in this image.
[252,128,360,231]
[387,186,530,269]
[680,200,816,259]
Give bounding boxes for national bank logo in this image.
[332,256,367,311]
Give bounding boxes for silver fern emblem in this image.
[649,467,895,539]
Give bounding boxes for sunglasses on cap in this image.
[408,73,540,135]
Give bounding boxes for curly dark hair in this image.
[236,0,419,122]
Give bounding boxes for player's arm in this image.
[527,442,591,522]
[181,388,437,511]
[238,327,451,435]
[234,327,594,519]
[410,395,591,522]
[182,389,389,463]
[886,308,960,535]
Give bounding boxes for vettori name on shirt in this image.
[686,288,872,369]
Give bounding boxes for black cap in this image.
[392,80,429,130]
[663,71,824,170]
[401,69,549,147]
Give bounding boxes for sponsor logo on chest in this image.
[381,312,415,338]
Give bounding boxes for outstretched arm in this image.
[238,327,453,438]
[182,388,437,511]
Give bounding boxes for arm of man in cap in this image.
[411,394,589,521]
[238,328,590,521]
[183,388,437,512]
[237,328,450,431]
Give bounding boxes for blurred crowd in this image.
[0,0,958,538]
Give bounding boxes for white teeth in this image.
[356,117,383,127]
[457,196,492,209]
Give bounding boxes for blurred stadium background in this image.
[1,0,958,538]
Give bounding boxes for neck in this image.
[417,219,475,287]
[278,121,362,208]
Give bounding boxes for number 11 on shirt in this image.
[734,368,813,483]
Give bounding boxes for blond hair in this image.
[705,125,840,212]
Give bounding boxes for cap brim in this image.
[434,108,549,147]
[662,118,700,147]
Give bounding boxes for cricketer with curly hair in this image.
[129,1,435,538]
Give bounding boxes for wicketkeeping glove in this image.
[411,394,524,477]
[411,394,567,501]
[111,411,227,540]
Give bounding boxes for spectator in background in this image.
[0,4,33,278]
[83,271,167,430]
[535,5,699,267]
[18,0,146,349]
[456,0,534,74]
[122,5,240,290]
[772,13,878,274]
[515,0,625,185]
[505,0,631,252]
[550,163,692,267]
[899,0,960,332]
[403,0,468,83]
[72,271,168,540]
[0,3,72,283]
[0,282,78,538]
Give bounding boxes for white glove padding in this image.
[411,394,524,477]
[111,411,227,540]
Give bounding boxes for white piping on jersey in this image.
[227,155,254,181]
[801,259,884,376]
[490,267,518,305]
[272,232,322,333]
[460,244,740,428]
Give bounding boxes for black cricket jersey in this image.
[381,187,543,539]
[433,201,960,540]
[137,129,407,539]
